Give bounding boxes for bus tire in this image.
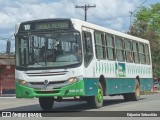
[39,97,54,111]
[123,93,131,101]
[130,79,140,101]
[87,82,103,108]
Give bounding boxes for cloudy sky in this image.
[0,0,159,52]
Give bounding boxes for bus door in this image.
[82,27,94,77]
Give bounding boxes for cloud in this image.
[0,0,140,52]
[86,0,139,31]
[0,0,139,32]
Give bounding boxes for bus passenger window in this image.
[132,42,140,63]
[145,45,150,64]
[95,31,106,59]
[124,40,133,62]
[82,31,93,67]
[139,43,146,64]
[106,34,115,60]
[115,37,124,61]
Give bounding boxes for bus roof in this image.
[16,18,149,44]
[71,18,149,44]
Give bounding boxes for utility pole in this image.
[6,35,13,54]
[75,4,96,21]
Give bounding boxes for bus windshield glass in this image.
[15,31,82,69]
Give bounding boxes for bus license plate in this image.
[41,88,53,91]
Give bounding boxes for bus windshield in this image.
[15,31,82,69]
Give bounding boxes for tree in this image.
[128,3,160,77]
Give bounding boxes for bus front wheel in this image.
[39,97,54,111]
[87,82,103,108]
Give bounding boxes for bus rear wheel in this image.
[87,82,103,108]
[130,79,140,101]
[123,79,140,101]
[39,97,54,111]
[123,93,131,101]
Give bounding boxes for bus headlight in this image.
[16,79,27,86]
[67,75,83,84]
[68,77,77,83]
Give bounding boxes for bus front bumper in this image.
[16,80,85,98]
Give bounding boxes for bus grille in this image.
[25,71,68,77]
[27,80,67,89]
[29,81,65,85]
[35,90,60,94]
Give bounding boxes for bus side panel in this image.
[106,78,135,95]
[106,78,153,95]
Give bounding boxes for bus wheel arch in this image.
[99,75,106,96]
[123,76,141,101]
[87,82,103,108]
[86,75,105,108]
[130,76,141,101]
[133,76,140,101]
[136,75,140,85]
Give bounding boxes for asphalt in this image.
[0,94,15,98]
[0,89,159,98]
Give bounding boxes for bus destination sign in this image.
[35,21,70,30]
[21,21,71,31]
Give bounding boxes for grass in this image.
[140,85,160,95]
[140,90,159,95]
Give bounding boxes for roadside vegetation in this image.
[140,91,158,95]
[127,3,160,77]
[140,86,160,95]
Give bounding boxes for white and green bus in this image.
[15,18,153,110]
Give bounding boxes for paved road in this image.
[0,93,160,119]
[0,94,160,111]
